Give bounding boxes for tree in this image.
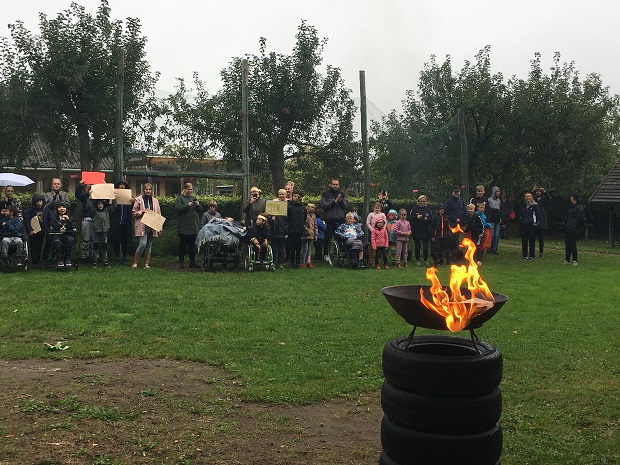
[160,21,359,196]
[0,1,158,172]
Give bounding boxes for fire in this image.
[420,225,495,331]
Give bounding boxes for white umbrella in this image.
[0,173,35,187]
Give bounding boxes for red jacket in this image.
[371,225,389,249]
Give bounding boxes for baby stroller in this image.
[0,232,29,272]
[195,218,246,271]
[244,242,275,272]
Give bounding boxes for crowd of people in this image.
[0,177,588,270]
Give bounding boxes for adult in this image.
[243,186,267,228]
[532,186,552,258]
[319,179,348,261]
[75,180,95,263]
[131,183,161,269]
[487,186,502,255]
[410,195,433,266]
[564,192,586,266]
[444,186,466,264]
[377,190,395,216]
[469,185,490,216]
[200,201,222,227]
[175,182,203,269]
[516,191,539,260]
[499,192,514,239]
[43,178,71,212]
[2,186,22,219]
[109,181,135,266]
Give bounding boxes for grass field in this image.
[1,238,619,464]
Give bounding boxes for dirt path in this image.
[0,359,382,465]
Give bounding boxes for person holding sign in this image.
[131,184,161,269]
[110,181,134,266]
[76,180,95,263]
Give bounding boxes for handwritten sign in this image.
[265,200,288,216]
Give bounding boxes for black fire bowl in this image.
[382,285,508,331]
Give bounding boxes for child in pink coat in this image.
[395,208,412,267]
[371,218,389,269]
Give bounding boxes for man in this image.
[175,182,203,269]
[532,186,551,258]
[444,186,466,264]
[2,186,23,219]
[75,180,95,263]
[320,179,348,262]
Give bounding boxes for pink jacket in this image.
[371,225,389,249]
[395,218,411,242]
[132,195,162,237]
[366,211,386,230]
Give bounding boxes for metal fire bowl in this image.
[382,285,508,331]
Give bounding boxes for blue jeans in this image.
[490,223,500,252]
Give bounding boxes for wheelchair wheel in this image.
[328,239,341,267]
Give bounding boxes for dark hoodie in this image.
[487,187,501,224]
[23,194,46,235]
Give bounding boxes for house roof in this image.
[590,158,620,203]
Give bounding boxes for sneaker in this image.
[326,255,332,266]
[57,259,65,268]
[476,261,482,266]
[122,258,127,266]
[375,265,381,270]
[299,263,306,269]
[523,257,529,260]
[103,262,111,268]
[306,263,313,268]
[397,264,402,268]
[64,259,72,268]
[144,265,151,269]
[538,253,543,258]
[573,261,578,266]
[384,264,389,269]
[416,260,421,266]
[93,263,97,269]
[404,263,408,268]
[132,263,138,269]
[563,260,569,265]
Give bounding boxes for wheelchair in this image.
[0,235,29,272]
[244,243,276,272]
[328,236,370,268]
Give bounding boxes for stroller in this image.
[195,218,246,271]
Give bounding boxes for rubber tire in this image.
[382,335,502,398]
[381,380,502,434]
[379,452,499,465]
[381,415,502,465]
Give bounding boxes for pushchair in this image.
[195,218,246,271]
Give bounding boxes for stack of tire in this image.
[380,335,503,465]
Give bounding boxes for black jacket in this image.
[564,203,586,233]
[287,202,307,235]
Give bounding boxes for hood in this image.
[491,186,500,198]
[31,193,45,207]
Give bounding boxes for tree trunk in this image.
[269,145,286,196]
[50,139,63,179]
[76,119,92,171]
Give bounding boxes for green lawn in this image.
[1,238,619,465]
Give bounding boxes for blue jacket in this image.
[1,216,23,238]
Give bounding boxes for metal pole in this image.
[241,59,250,216]
[360,71,370,230]
[114,47,125,182]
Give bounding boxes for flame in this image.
[420,224,495,331]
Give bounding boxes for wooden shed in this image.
[589,158,620,246]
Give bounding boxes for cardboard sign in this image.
[114,188,133,205]
[81,171,106,184]
[265,200,288,216]
[90,183,115,200]
[30,216,41,234]
[141,210,166,232]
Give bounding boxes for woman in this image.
[516,192,539,260]
[243,186,267,227]
[175,182,203,269]
[564,192,586,266]
[409,195,433,266]
[131,183,161,269]
[110,181,135,265]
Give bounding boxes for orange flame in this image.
[420,224,495,331]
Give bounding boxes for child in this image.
[1,205,24,267]
[23,194,46,267]
[286,192,307,269]
[335,212,365,268]
[269,189,287,268]
[248,214,270,262]
[47,201,76,268]
[301,202,317,268]
[386,209,398,265]
[91,199,114,268]
[371,218,389,269]
[463,203,486,266]
[395,209,412,267]
[431,205,450,266]
[313,208,326,262]
[366,202,387,231]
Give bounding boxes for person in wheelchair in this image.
[248,214,270,263]
[1,205,25,267]
[47,201,77,269]
[335,212,365,268]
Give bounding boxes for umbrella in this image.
[0,173,35,187]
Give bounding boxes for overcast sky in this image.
[3,0,619,120]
